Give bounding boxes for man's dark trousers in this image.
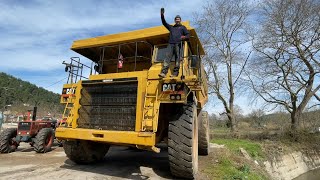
[161,43,183,76]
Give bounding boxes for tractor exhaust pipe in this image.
[32,106,37,121]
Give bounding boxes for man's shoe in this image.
[158,73,166,78]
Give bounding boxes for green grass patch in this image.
[212,138,265,160]
[204,156,268,180]
[212,127,230,133]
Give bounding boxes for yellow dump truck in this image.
[56,21,209,179]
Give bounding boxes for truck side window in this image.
[155,45,171,62]
[155,44,185,62]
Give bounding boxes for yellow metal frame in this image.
[60,83,77,104]
[55,128,156,146]
[71,21,204,54]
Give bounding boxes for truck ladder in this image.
[141,82,158,131]
[62,84,76,127]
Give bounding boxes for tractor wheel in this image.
[63,140,110,164]
[34,128,54,153]
[168,103,198,179]
[0,128,18,153]
[198,111,210,155]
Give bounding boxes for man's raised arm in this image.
[161,8,171,31]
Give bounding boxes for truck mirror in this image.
[190,55,199,69]
[65,66,69,72]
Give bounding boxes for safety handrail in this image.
[98,41,153,73]
[63,57,92,84]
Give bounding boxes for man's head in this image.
[174,15,181,25]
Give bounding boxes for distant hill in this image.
[0,72,63,117]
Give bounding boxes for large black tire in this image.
[0,128,18,153]
[198,111,210,155]
[168,103,198,179]
[34,128,54,153]
[63,140,110,164]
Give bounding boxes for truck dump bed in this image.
[71,21,205,62]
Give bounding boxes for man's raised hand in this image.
[161,8,165,14]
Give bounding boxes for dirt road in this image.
[0,142,211,180]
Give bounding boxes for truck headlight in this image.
[176,95,181,100]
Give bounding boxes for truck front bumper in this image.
[55,127,156,146]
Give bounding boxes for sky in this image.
[0,0,256,115]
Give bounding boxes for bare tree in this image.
[248,109,266,127]
[248,0,320,130]
[194,0,252,131]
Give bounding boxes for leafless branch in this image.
[250,0,320,129]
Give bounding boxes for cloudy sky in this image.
[0,0,205,91]
[0,0,255,114]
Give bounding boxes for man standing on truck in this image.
[158,8,190,78]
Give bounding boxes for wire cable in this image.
[44,77,68,88]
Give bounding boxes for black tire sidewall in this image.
[168,103,198,179]
[63,140,110,164]
[198,111,210,155]
[34,128,54,153]
[0,128,17,153]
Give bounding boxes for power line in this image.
[44,77,68,88]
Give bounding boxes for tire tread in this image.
[34,128,54,153]
[168,103,197,179]
[0,128,17,153]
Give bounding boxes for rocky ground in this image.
[0,141,213,180]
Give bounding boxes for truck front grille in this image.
[78,80,138,131]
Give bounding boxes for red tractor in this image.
[0,107,56,153]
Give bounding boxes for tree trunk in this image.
[227,113,237,132]
[291,110,301,131]
[230,116,237,132]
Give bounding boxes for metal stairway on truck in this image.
[142,81,159,132]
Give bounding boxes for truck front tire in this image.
[168,103,198,179]
[63,140,110,164]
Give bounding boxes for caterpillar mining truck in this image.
[56,21,209,179]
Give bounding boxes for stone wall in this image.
[264,151,320,180]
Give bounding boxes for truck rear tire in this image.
[63,140,110,164]
[34,128,54,153]
[168,103,198,179]
[0,128,18,153]
[198,111,210,155]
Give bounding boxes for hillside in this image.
[0,72,63,117]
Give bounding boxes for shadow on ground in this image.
[60,144,177,180]
[15,142,60,153]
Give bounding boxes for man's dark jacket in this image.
[161,14,190,44]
